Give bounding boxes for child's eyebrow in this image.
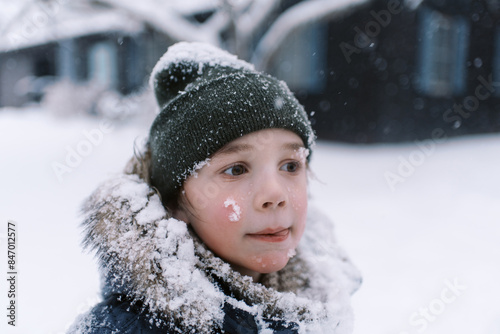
[215,141,304,157]
[215,143,254,156]
[282,142,305,151]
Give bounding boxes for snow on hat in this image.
[148,41,315,205]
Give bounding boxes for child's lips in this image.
[247,228,290,242]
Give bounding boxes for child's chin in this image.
[251,253,290,274]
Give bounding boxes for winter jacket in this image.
[68,151,362,334]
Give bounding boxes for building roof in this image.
[0,1,143,53]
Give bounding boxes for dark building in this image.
[0,3,172,108]
[269,0,500,143]
[2,0,499,143]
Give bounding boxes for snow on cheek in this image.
[287,248,296,258]
[224,197,241,222]
[287,186,303,212]
[287,148,309,211]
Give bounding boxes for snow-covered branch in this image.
[252,0,369,70]
[85,0,370,71]
[90,0,283,61]
[235,0,281,59]
[93,0,221,44]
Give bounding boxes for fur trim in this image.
[81,148,361,333]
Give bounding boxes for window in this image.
[88,41,117,89]
[417,7,469,97]
[494,26,500,96]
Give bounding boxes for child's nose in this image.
[254,173,287,210]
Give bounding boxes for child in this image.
[68,42,361,334]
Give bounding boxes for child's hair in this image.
[147,42,315,205]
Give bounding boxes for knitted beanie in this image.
[148,42,315,204]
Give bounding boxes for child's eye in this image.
[223,164,247,176]
[280,161,300,173]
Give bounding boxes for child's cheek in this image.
[189,191,211,210]
[287,185,308,213]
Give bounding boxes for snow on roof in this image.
[0,1,143,53]
[0,0,29,29]
[149,41,255,88]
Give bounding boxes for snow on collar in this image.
[81,173,360,333]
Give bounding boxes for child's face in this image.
[174,128,309,280]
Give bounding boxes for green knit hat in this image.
[149,42,315,204]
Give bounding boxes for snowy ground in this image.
[1,108,499,334]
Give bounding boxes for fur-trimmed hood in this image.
[78,151,362,333]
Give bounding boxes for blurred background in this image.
[1,0,499,333]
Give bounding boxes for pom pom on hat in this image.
[148,42,315,205]
[150,42,255,108]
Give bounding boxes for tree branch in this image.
[252,0,369,71]
[235,0,281,59]
[93,0,220,44]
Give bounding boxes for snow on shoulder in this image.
[150,42,255,88]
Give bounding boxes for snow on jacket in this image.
[68,149,362,334]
